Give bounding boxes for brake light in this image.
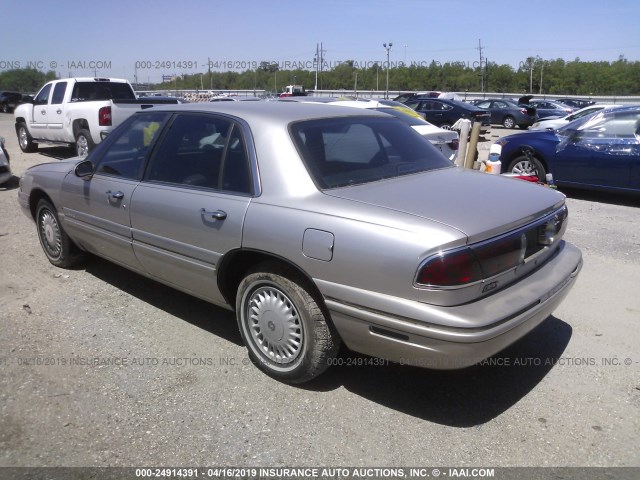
[99,106,112,126]
[449,138,459,151]
[417,234,526,287]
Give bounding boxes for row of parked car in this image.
[393,91,591,130]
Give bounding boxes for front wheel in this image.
[507,155,547,179]
[236,263,340,383]
[17,123,38,153]
[36,199,84,268]
[439,122,452,130]
[75,129,95,157]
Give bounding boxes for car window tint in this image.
[579,111,640,139]
[94,112,170,180]
[51,82,67,105]
[477,101,491,109]
[34,84,51,105]
[146,114,251,194]
[495,102,507,109]
[220,125,252,194]
[291,116,452,189]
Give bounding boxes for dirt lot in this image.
[0,115,639,468]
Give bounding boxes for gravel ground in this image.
[0,115,639,469]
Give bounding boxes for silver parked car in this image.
[18,102,582,383]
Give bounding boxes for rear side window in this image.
[290,116,452,189]
[145,114,252,194]
[51,82,67,105]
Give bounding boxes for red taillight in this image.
[99,106,112,126]
[449,138,459,151]
[417,234,525,287]
[417,248,482,287]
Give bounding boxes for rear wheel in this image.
[17,123,38,153]
[36,199,84,268]
[236,262,340,383]
[502,116,516,129]
[439,122,452,130]
[507,155,546,179]
[75,129,95,157]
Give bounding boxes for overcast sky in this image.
[2,0,639,83]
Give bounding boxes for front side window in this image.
[93,112,171,180]
[291,116,452,189]
[34,84,52,106]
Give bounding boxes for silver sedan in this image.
[18,102,582,383]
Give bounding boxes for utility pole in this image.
[383,42,393,99]
[477,39,485,93]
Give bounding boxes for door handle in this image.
[106,190,124,200]
[200,208,227,220]
[56,109,62,114]
[40,110,46,115]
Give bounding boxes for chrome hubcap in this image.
[39,210,61,258]
[512,159,538,176]
[246,285,303,364]
[19,128,28,149]
[77,136,88,157]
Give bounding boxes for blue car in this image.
[497,106,640,193]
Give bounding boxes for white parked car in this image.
[529,104,622,131]
[335,100,460,161]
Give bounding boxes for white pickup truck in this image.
[14,77,177,156]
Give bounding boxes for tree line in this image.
[1,56,638,96]
[161,56,640,96]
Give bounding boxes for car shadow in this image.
[36,146,77,160]
[81,256,571,426]
[83,256,243,347]
[304,315,572,427]
[561,187,639,207]
[0,175,20,190]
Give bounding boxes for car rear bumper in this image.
[318,241,582,369]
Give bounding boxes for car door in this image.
[475,101,495,123]
[29,83,52,135]
[129,113,254,305]
[60,111,171,269]
[553,110,640,189]
[46,80,68,141]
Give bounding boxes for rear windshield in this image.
[71,82,136,102]
[290,116,452,189]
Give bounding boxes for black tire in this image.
[439,122,452,130]
[502,116,516,129]
[507,155,547,179]
[35,199,84,268]
[1,103,9,114]
[17,123,38,153]
[236,262,340,383]
[75,129,95,157]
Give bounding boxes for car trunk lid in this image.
[322,167,565,244]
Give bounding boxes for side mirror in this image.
[20,95,34,104]
[74,159,94,179]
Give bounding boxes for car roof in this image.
[144,100,391,123]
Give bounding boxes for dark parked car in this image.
[497,106,640,193]
[556,98,596,109]
[519,97,575,120]
[405,97,491,131]
[0,91,23,113]
[471,98,537,129]
[393,91,442,104]
[18,102,581,383]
